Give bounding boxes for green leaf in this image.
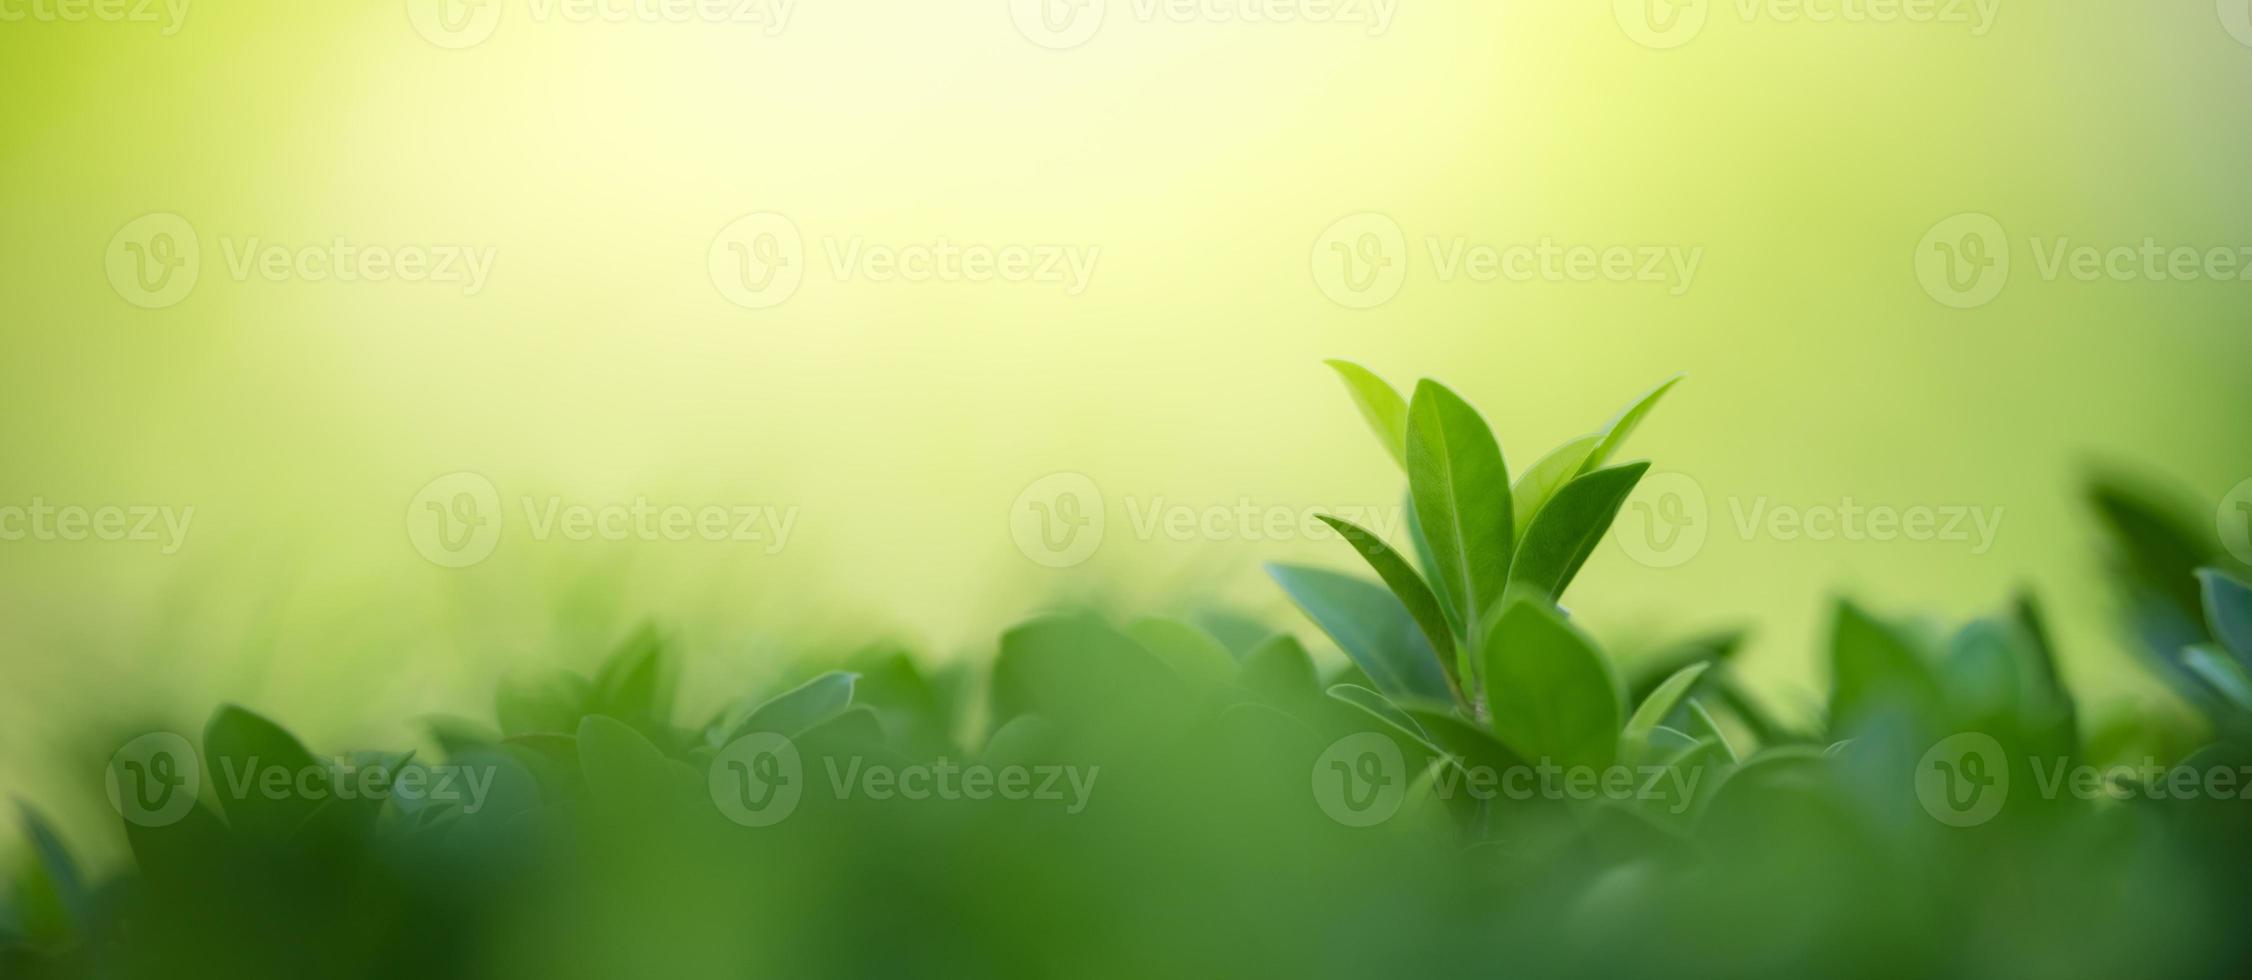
[1510,462,1649,603]
[576,715,676,806]
[14,805,86,930]
[1403,491,1464,640]
[1327,684,1433,748]
[727,670,859,743]
[1581,375,1681,475]
[1126,618,1238,690]
[990,614,1190,737]
[1826,600,1942,735]
[588,624,678,736]
[1483,600,1623,771]
[1267,563,1452,703]
[1621,662,1710,760]
[1237,635,1319,699]
[1401,705,1521,775]
[1512,434,1602,540]
[496,668,591,737]
[203,705,321,838]
[1317,515,1461,703]
[2199,568,2252,666]
[1686,698,1738,763]
[2184,645,2252,712]
[1406,380,1514,634]
[423,714,500,758]
[1325,359,1410,470]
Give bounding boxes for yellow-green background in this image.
[4,0,2250,828]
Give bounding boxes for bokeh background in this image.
[4,0,2250,858]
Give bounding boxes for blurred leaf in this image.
[1268,564,1451,704]
[1686,699,1738,763]
[1126,618,1237,690]
[2199,568,2252,666]
[1317,515,1461,703]
[1580,376,1681,475]
[1826,601,1941,736]
[1237,635,1318,700]
[1510,462,1649,604]
[13,805,84,932]
[1622,662,1709,762]
[2183,645,2252,713]
[1325,359,1409,471]
[496,669,591,737]
[423,714,500,758]
[1406,380,1513,634]
[588,624,678,737]
[1483,600,1622,770]
[576,715,675,806]
[726,670,859,743]
[990,614,1189,738]
[203,704,321,838]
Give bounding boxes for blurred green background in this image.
[3,0,2250,855]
